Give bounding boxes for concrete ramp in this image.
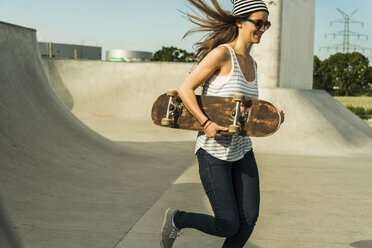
[252,88,372,156]
[0,22,195,248]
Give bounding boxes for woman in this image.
[160,0,284,247]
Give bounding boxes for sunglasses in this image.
[244,18,271,31]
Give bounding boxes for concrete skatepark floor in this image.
[85,120,372,248]
[1,21,372,248]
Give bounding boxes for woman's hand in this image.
[204,121,229,138]
[280,110,285,124]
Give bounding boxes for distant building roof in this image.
[38,42,101,60]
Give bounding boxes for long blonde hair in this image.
[183,0,247,60]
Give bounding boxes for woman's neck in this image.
[229,39,253,57]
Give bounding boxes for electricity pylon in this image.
[320,8,372,53]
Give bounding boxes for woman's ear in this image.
[235,19,243,29]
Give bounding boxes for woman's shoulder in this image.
[207,45,231,63]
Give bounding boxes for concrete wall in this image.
[254,0,315,89]
[279,0,315,89]
[253,0,282,88]
[42,59,194,120]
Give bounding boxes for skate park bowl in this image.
[41,57,372,156]
[1,21,372,248]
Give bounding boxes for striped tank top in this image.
[194,44,259,162]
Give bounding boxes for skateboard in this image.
[151,89,282,137]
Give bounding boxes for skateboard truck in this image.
[229,93,245,134]
[231,109,248,122]
[161,89,180,126]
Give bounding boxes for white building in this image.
[106,49,152,62]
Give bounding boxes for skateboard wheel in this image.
[229,125,240,133]
[167,89,178,97]
[161,118,173,126]
[233,93,245,102]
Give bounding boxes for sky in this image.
[0,0,371,62]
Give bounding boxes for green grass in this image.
[334,96,372,109]
[334,96,372,119]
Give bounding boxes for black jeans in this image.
[174,148,260,248]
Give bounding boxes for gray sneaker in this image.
[160,208,180,248]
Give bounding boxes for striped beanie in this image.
[231,0,269,16]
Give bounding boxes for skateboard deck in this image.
[151,90,282,137]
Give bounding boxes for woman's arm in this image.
[178,46,230,138]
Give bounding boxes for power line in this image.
[320,8,372,53]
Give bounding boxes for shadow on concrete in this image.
[245,242,262,248]
[0,199,23,248]
[350,240,372,248]
[42,59,74,110]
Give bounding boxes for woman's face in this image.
[237,11,270,44]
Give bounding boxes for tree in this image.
[313,55,334,92]
[313,52,372,96]
[152,46,195,62]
